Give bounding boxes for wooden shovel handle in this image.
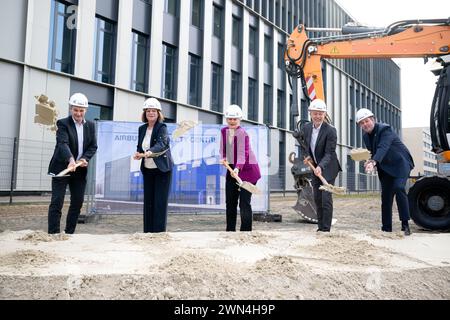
[305,159,330,186]
[221,160,243,184]
[56,161,83,177]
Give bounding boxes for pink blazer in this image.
[220,126,261,184]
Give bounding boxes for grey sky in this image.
[335,0,450,128]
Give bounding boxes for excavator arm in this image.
[285,19,450,101]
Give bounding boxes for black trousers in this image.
[142,167,172,233]
[225,173,253,232]
[48,169,87,234]
[378,171,410,232]
[312,175,335,231]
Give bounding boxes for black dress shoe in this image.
[403,225,411,236]
[316,228,323,232]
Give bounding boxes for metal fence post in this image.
[266,124,271,214]
[9,138,18,205]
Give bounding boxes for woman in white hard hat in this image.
[47,93,98,234]
[134,98,174,233]
[220,104,261,231]
[356,108,414,235]
[301,98,341,232]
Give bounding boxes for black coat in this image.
[48,116,98,175]
[363,123,414,178]
[136,122,174,173]
[301,121,342,181]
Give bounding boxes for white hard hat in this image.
[143,97,161,110]
[308,99,327,112]
[225,104,243,119]
[69,93,88,108]
[356,108,374,123]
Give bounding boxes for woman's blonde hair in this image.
[142,110,165,123]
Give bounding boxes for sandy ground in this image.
[1,194,449,300]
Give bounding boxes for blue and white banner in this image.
[94,121,269,214]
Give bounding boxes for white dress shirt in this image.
[72,117,85,161]
[310,122,322,163]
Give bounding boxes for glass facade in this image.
[213,5,223,39]
[48,0,76,74]
[93,16,116,84]
[131,31,149,93]
[211,63,222,112]
[248,78,258,122]
[231,71,241,106]
[162,43,177,100]
[191,0,202,28]
[189,54,202,107]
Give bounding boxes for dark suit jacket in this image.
[301,121,342,181]
[137,122,174,173]
[363,123,414,178]
[48,116,97,175]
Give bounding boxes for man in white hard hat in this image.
[356,108,414,235]
[301,99,342,232]
[47,93,98,234]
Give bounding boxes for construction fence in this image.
[1,135,392,209]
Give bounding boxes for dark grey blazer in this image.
[301,121,342,181]
[48,116,97,175]
[137,122,174,173]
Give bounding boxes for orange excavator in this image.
[285,18,450,230]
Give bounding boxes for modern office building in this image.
[403,127,438,177]
[0,0,401,192]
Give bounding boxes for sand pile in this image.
[1,230,450,300]
[19,231,69,243]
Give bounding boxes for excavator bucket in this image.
[292,181,318,223]
[289,152,318,223]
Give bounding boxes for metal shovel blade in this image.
[319,184,346,195]
[237,181,261,194]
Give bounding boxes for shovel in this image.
[52,161,84,178]
[221,160,261,194]
[305,159,346,195]
[135,148,169,159]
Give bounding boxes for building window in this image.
[188,54,202,107]
[211,63,222,112]
[278,43,284,69]
[86,104,113,121]
[231,71,241,106]
[264,84,272,125]
[249,26,258,56]
[164,0,178,16]
[264,35,272,63]
[232,16,241,48]
[48,0,76,74]
[261,0,267,17]
[277,90,285,128]
[213,5,223,39]
[131,31,149,93]
[93,16,116,84]
[275,1,280,26]
[162,43,177,100]
[191,0,202,28]
[248,78,258,121]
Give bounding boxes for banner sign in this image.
[94,121,269,214]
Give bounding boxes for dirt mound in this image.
[19,231,69,243]
[0,250,58,269]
